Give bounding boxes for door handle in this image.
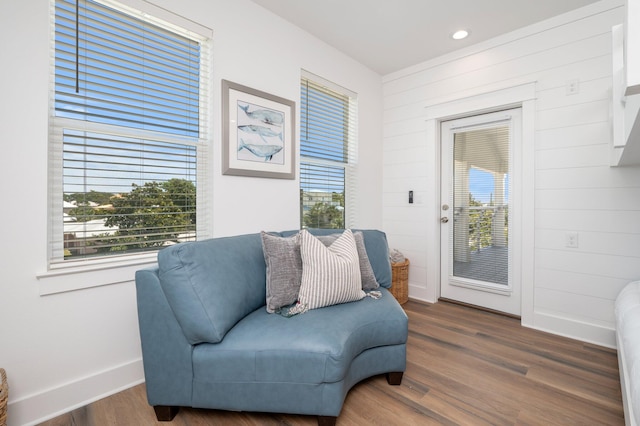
[441,217,449,223]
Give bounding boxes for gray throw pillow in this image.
[317,231,379,290]
[261,231,302,313]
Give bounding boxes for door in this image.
[440,109,521,316]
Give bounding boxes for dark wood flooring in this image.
[39,300,624,425]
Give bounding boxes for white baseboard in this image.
[529,311,616,349]
[407,284,436,304]
[7,359,144,426]
[406,290,616,349]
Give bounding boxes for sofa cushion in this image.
[158,233,266,344]
[191,287,408,385]
[262,230,379,314]
[261,231,302,313]
[296,229,364,312]
[281,229,392,289]
[352,232,380,290]
[316,232,379,290]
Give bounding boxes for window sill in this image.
[37,254,157,296]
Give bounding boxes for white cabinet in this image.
[611,0,640,166]
[626,0,640,95]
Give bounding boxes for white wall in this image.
[382,0,640,348]
[0,1,383,424]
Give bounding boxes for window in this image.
[299,72,357,229]
[50,0,210,266]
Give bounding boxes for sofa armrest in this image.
[136,268,194,407]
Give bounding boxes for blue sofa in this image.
[135,229,408,425]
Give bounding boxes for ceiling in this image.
[250,0,602,75]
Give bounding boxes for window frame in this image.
[299,71,358,230]
[44,0,212,287]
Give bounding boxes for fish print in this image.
[239,104,284,126]
[238,124,283,142]
[238,139,283,162]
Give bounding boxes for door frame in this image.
[423,82,536,327]
[440,108,522,316]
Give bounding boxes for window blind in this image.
[55,0,200,136]
[300,72,357,229]
[50,0,210,265]
[452,124,510,285]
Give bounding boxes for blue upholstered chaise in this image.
[135,229,408,425]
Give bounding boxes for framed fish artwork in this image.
[222,80,296,179]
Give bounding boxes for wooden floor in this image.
[39,300,624,425]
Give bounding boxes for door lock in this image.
[441,217,449,223]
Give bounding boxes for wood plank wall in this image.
[381,0,640,347]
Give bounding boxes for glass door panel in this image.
[452,125,509,286]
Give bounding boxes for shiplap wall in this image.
[382,0,640,347]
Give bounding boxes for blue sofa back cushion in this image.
[280,229,392,289]
[158,233,267,345]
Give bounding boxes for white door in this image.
[440,109,522,316]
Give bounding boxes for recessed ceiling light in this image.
[452,30,469,40]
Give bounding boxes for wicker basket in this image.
[0,368,7,426]
[390,258,409,305]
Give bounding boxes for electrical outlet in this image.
[566,79,580,95]
[565,232,579,248]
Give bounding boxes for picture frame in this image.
[222,80,296,179]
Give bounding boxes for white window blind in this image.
[300,72,357,229]
[452,123,510,285]
[50,0,210,265]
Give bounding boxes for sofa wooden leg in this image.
[153,405,179,421]
[386,371,404,385]
[317,415,337,426]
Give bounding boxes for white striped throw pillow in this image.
[296,229,365,312]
